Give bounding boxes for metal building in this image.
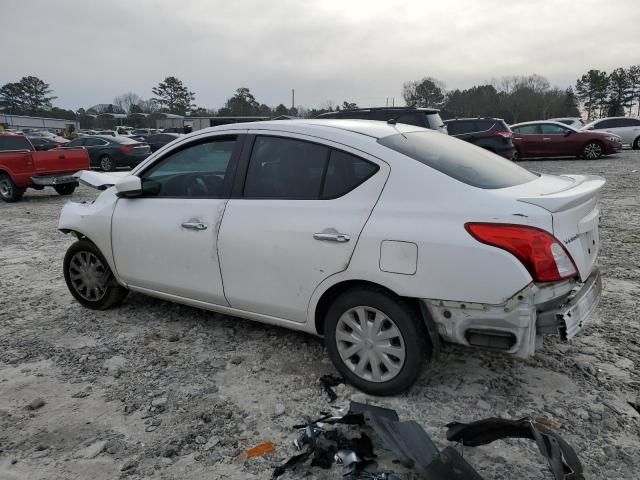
[0,113,79,133]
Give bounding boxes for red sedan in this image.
[510,121,621,160]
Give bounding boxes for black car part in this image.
[446,417,584,480]
[273,403,584,480]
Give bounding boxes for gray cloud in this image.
[1,0,639,110]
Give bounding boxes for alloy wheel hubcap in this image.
[0,180,10,197]
[69,251,109,301]
[335,306,406,382]
[101,158,112,170]
[585,143,601,159]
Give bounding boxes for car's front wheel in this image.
[325,287,429,395]
[63,239,128,310]
[582,141,603,160]
[0,174,25,202]
[54,184,76,196]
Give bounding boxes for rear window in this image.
[378,131,537,189]
[0,136,33,151]
[112,136,139,144]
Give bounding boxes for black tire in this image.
[99,155,115,172]
[633,137,640,150]
[582,141,603,160]
[54,184,76,196]
[512,150,520,162]
[0,174,25,202]
[324,287,429,395]
[63,239,128,310]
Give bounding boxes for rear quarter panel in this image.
[324,148,551,306]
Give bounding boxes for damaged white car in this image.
[58,119,603,395]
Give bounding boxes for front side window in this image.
[141,137,236,198]
[378,131,537,189]
[84,138,108,146]
[244,136,329,199]
[594,119,614,129]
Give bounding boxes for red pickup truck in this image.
[0,134,90,202]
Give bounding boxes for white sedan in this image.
[59,119,604,395]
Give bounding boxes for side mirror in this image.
[564,130,572,136]
[115,176,142,197]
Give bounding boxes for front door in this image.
[218,133,388,322]
[111,134,243,305]
[513,125,544,157]
[538,123,580,156]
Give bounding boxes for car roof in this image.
[196,119,429,140]
[511,120,571,128]
[445,117,504,122]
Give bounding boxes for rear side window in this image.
[244,136,329,199]
[85,138,108,146]
[515,125,539,134]
[378,131,537,189]
[244,136,378,199]
[446,121,474,135]
[0,136,33,151]
[322,150,379,198]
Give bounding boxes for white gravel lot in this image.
[0,150,639,479]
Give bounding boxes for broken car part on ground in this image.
[272,402,584,479]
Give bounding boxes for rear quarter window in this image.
[378,131,537,189]
[0,136,33,151]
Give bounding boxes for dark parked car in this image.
[131,128,154,139]
[444,118,516,160]
[64,135,151,171]
[146,133,182,152]
[316,107,447,133]
[27,136,69,151]
[510,121,622,160]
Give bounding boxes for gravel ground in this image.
[0,150,639,480]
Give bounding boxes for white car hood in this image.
[74,170,129,190]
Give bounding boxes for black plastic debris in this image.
[319,374,344,402]
[447,417,585,480]
[274,403,585,480]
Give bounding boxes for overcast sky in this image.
[2,0,639,111]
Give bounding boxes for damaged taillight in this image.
[465,223,577,282]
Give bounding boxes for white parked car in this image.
[59,120,604,395]
[549,117,584,129]
[581,116,640,149]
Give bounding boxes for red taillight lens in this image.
[465,223,577,282]
[120,145,134,153]
[493,130,512,138]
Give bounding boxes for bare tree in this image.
[113,92,142,113]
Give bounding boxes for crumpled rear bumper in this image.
[537,268,602,340]
[422,268,602,357]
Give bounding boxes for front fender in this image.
[58,188,122,283]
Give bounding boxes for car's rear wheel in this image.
[64,239,128,310]
[54,184,76,196]
[99,155,115,171]
[633,136,640,150]
[582,141,603,160]
[325,287,428,395]
[512,150,520,162]
[0,174,25,202]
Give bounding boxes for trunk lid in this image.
[513,174,605,281]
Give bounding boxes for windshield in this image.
[378,131,537,189]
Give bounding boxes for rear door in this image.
[512,125,543,156]
[218,133,388,322]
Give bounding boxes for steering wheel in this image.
[185,176,209,197]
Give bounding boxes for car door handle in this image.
[514,137,522,140]
[313,233,350,243]
[181,222,208,231]
[542,137,551,141]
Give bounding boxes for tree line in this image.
[2,67,639,125]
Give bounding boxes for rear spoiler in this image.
[74,170,129,190]
[518,175,605,212]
